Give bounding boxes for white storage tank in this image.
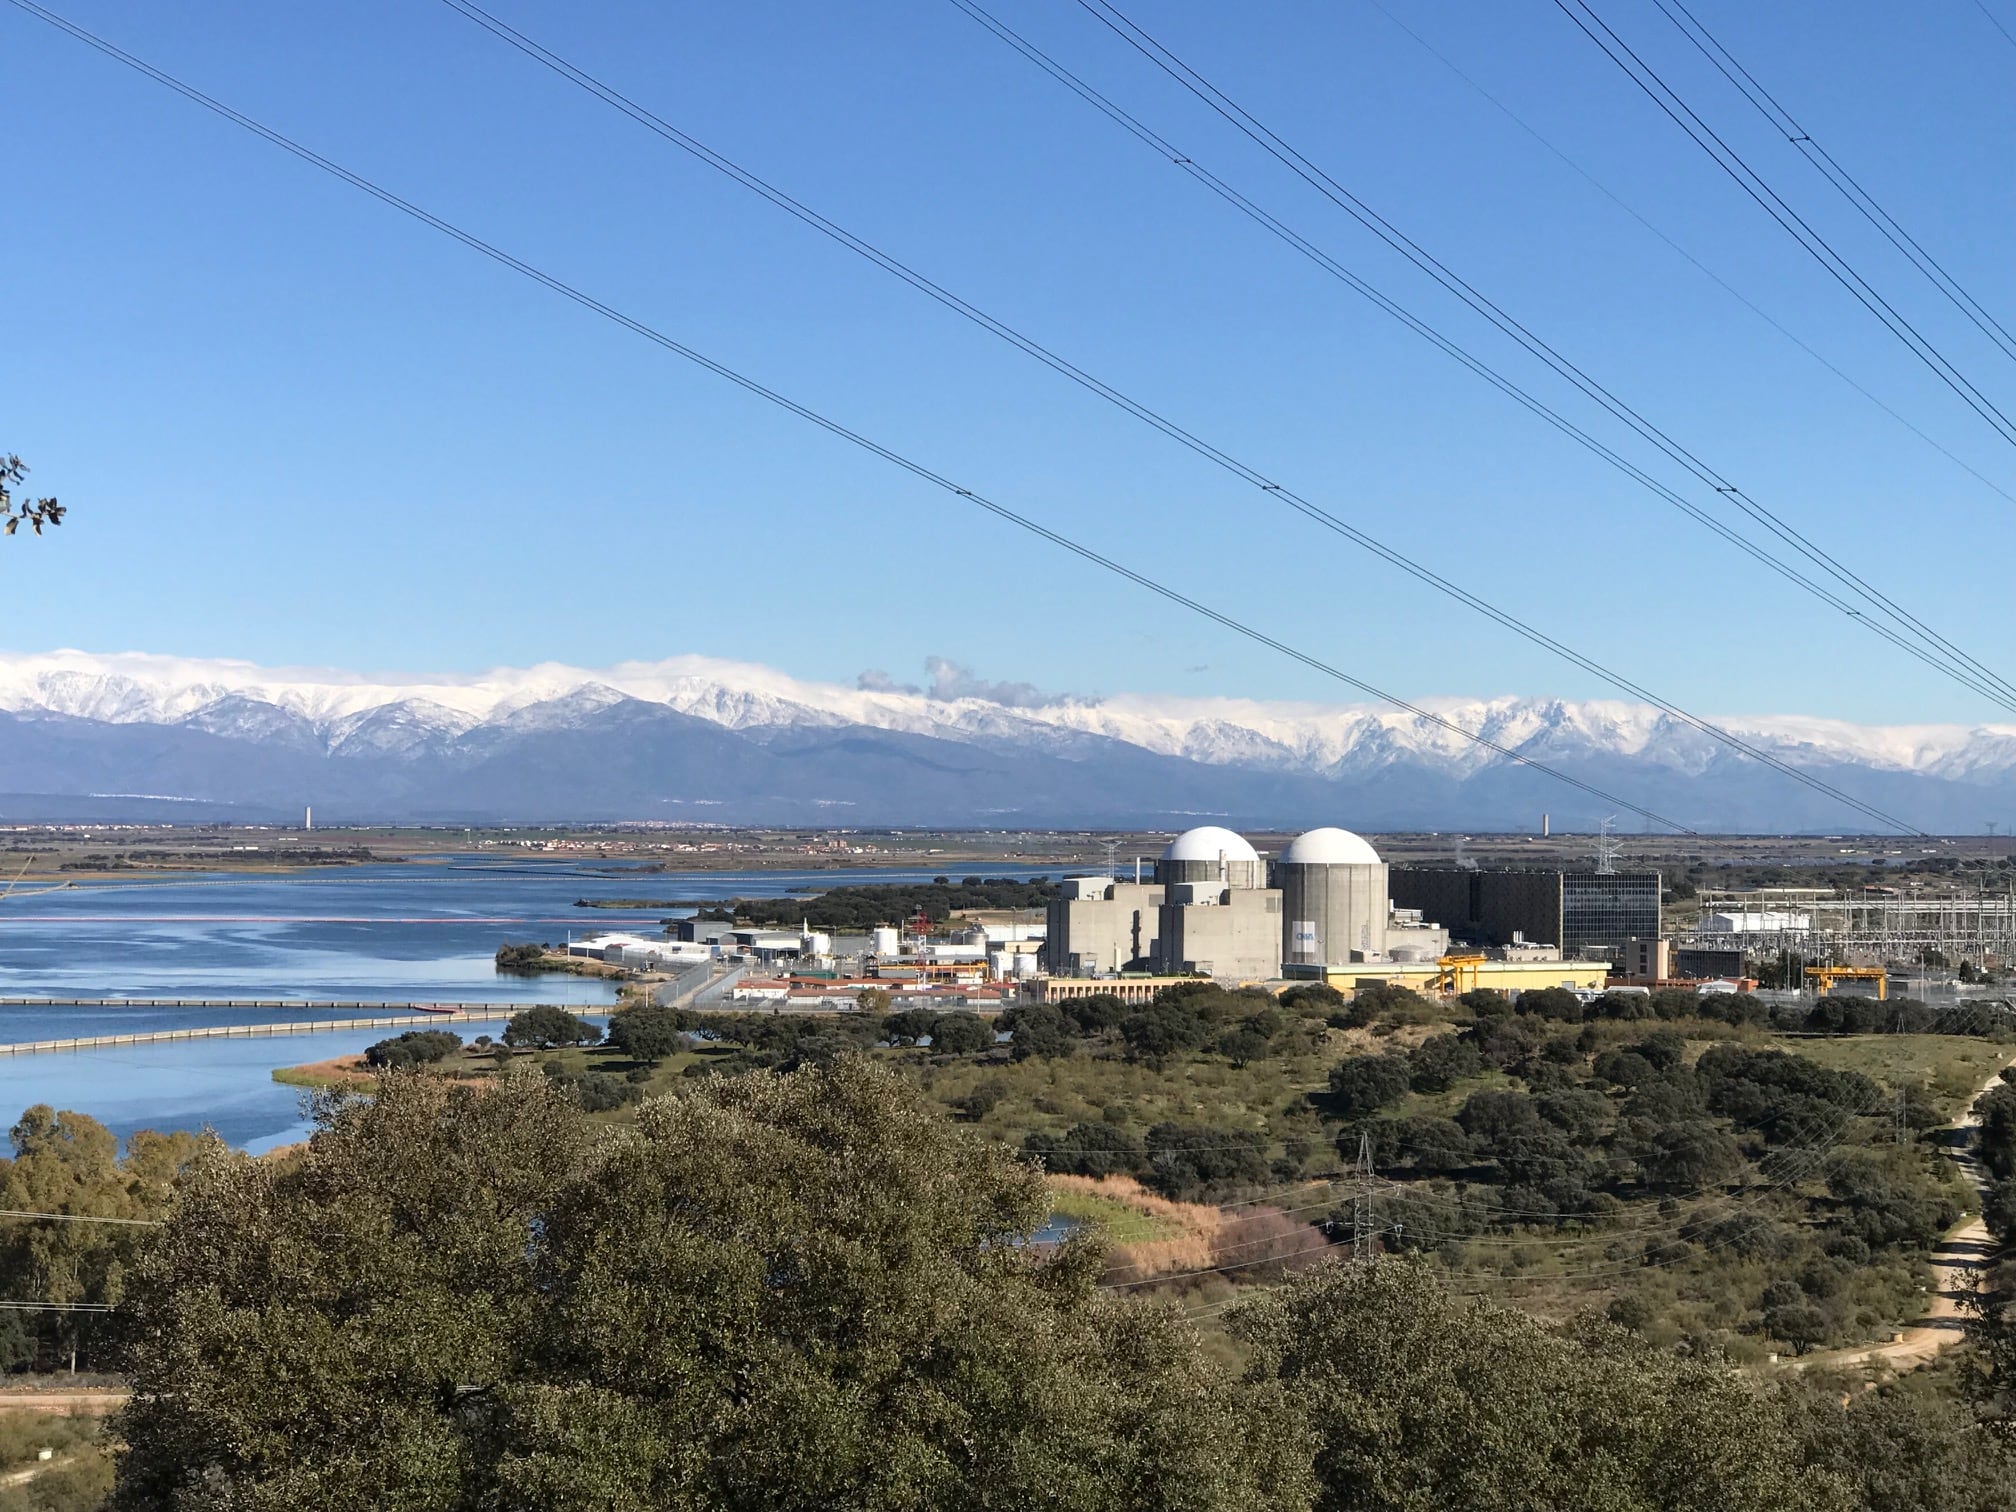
[870,926,901,956]
[801,931,833,957]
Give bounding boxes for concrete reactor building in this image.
[1044,872,1165,976]
[1155,825,1268,891]
[1275,826,1389,969]
[1155,827,1281,982]
[1046,823,1443,984]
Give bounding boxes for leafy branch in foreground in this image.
[0,455,65,536]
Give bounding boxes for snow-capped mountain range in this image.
[1,649,2012,831]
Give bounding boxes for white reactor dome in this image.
[1161,826,1260,864]
[1279,827,1382,866]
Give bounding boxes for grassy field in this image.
[1044,1179,1186,1244]
[1776,1034,2014,1118]
[904,1039,1338,1155]
[271,1055,373,1090]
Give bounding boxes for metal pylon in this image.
[1351,1130,1375,1259]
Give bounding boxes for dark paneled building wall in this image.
[1389,868,1661,957]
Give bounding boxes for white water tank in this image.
[870,926,901,956]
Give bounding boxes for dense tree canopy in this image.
[0,1109,199,1373]
[111,1065,1308,1511]
[363,1029,463,1069]
[700,879,1056,932]
[600,1003,689,1064]
[502,1005,601,1051]
[1233,1259,1825,1512]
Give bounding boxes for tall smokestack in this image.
[1541,812,1549,838]
[304,805,313,832]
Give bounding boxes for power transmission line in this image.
[0,0,1698,835]
[1651,0,2016,365]
[1055,0,2016,714]
[1967,0,2016,55]
[946,0,2016,722]
[0,1209,161,1228]
[1551,0,2016,451]
[1120,1000,2012,1298]
[1354,0,2015,508]
[433,0,1924,833]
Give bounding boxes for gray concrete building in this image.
[1150,828,1279,980]
[1043,875,1164,976]
[1156,880,1284,982]
[1047,826,1463,984]
[1275,826,1389,968]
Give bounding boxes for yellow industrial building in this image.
[1289,956,1612,995]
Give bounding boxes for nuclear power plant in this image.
[1277,826,1390,968]
[1046,824,1445,983]
[1042,824,1630,992]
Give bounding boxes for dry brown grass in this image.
[271,1055,372,1089]
[1055,1176,1339,1283]
[1047,1175,1225,1278]
[1046,1174,1217,1225]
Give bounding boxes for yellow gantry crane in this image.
[1804,964,1887,1000]
[1431,953,1488,994]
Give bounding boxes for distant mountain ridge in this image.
[0,650,2011,831]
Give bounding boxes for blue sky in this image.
[5,0,2013,724]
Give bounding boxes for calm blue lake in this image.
[0,857,1042,1149]
[0,1018,527,1154]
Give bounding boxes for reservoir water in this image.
[0,856,1045,1151]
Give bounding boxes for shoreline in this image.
[271,1054,374,1090]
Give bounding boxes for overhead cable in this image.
[432,0,1925,833]
[1551,0,2016,452]
[1651,0,2016,366]
[1043,0,2016,715]
[0,1208,161,1228]
[0,0,1699,834]
[1966,0,2016,57]
[944,0,2016,725]
[1354,0,2014,508]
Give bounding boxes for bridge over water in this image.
[0,998,589,1012]
[0,1002,597,1057]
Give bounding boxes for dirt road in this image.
[1,1454,76,1487]
[1796,1060,2009,1373]
[0,1392,127,1414]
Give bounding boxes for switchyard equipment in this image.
[1682,882,2016,966]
